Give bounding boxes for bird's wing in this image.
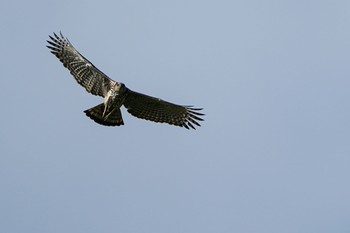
[47,32,113,97]
[123,89,204,129]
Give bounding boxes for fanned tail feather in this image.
[84,103,124,126]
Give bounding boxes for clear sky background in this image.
[1,0,350,232]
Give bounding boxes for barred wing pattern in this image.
[47,32,112,97]
[124,90,204,129]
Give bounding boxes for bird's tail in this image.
[84,103,124,126]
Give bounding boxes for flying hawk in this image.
[47,32,204,129]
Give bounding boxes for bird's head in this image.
[110,82,127,97]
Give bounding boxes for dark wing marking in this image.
[123,89,204,129]
[47,32,113,97]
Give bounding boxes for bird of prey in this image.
[47,32,204,129]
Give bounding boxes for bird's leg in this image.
[102,103,108,118]
[104,110,114,120]
[102,102,115,120]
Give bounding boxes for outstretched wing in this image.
[47,32,113,97]
[123,89,204,129]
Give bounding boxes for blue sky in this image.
[1,0,350,232]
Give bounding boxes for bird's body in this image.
[47,32,204,129]
[101,82,127,119]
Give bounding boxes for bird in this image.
[47,32,204,129]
